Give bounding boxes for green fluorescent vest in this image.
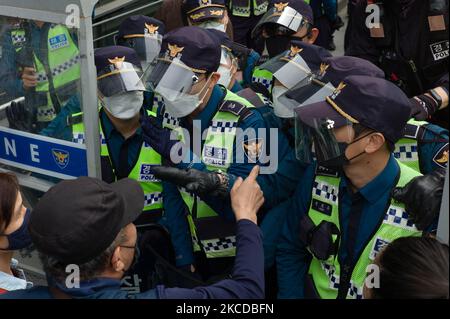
[229,0,269,17]
[71,110,163,213]
[393,119,428,173]
[173,90,255,259]
[251,67,274,93]
[306,161,422,299]
[11,24,81,122]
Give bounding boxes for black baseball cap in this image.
[29,177,144,264]
[295,75,411,144]
[268,0,314,24]
[160,26,221,73]
[94,45,142,74]
[183,0,226,23]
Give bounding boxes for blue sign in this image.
[0,127,88,179]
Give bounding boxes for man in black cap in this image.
[140,26,268,280]
[345,0,449,129]
[0,169,265,299]
[276,75,429,299]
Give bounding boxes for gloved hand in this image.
[392,169,446,231]
[5,100,37,133]
[140,113,181,161]
[152,166,229,198]
[409,95,439,121]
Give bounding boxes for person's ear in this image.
[210,72,221,86]
[365,133,386,154]
[307,28,319,44]
[222,11,229,27]
[111,246,125,273]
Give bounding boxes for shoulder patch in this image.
[219,100,252,121]
[433,143,449,169]
[242,138,264,163]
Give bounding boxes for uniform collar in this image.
[100,108,143,140]
[341,154,400,204]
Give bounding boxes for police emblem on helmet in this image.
[319,63,330,77]
[168,44,185,59]
[145,23,159,35]
[108,56,126,69]
[288,45,303,57]
[200,0,211,6]
[52,149,70,169]
[274,2,289,12]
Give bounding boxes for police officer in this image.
[115,15,166,114]
[226,0,270,47]
[277,75,424,299]
[140,26,267,280]
[183,0,231,33]
[68,46,179,292]
[251,0,321,93]
[1,19,81,132]
[345,0,449,129]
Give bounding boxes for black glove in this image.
[5,100,37,133]
[392,169,446,231]
[152,166,229,198]
[409,95,439,121]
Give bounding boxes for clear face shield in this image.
[141,56,211,118]
[217,47,239,89]
[276,76,337,118]
[252,5,307,39]
[295,111,354,166]
[121,34,163,73]
[97,61,145,97]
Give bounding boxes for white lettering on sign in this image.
[30,144,40,163]
[4,137,17,157]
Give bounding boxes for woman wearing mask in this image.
[0,172,33,293]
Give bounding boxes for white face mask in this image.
[163,76,212,118]
[217,65,233,88]
[272,86,295,118]
[102,91,144,119]
[197,20,226,32]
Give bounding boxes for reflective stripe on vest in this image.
[252,67,274,93]
[394,119,428,173]
[307,161,422,299]
[179,90,255,258]
[11,25,80,122]
[229,0,268,17]
[71,111,163,212]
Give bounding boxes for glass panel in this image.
[0,16,88,181]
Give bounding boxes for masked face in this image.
[0,192,33,251]
[163,74,213,118]
[101,91,144,120]
[197,20,227,32]
[217,50,238,89]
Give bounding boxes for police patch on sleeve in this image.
[433,143,449,169]
[242,138,264,162]
[369,237,391,261]
[430,40,449,61]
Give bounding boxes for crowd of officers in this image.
[0,0,449,299]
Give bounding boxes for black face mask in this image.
[264,35,309,58]
[0,208,33,251]
[316,132,373,169]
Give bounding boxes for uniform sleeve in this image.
[419,124,449,174]
[0,30,24,98]
[194,112,268,221]
[344,1,381,64]
[159,181,195,267]
[157,220,265,299]
[276,165,315,299]
[40,94,81,140]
